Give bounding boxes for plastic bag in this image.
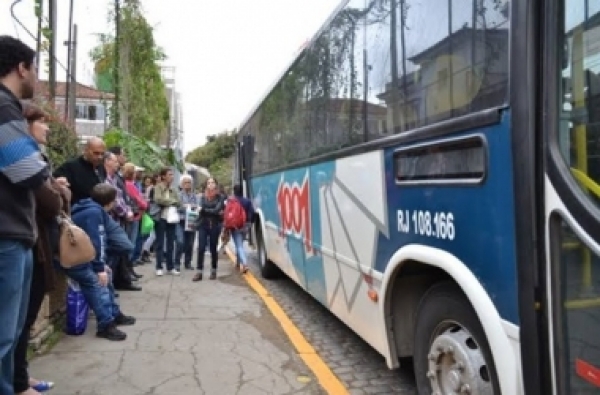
[65,279,89,336]
[141,213,154,236]
[166,206,180,224]
[184,206,199,232]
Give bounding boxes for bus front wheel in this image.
[413,282,500,395]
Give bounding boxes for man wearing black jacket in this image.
[53,137,105,204]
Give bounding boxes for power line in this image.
[10,0,76,82]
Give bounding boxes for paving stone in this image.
[29,255,325,395]
[247,250,416,394]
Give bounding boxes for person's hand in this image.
[104,265,112,274]
[126,211,134,221]
[55,177,70,187]
[98,272,109,287]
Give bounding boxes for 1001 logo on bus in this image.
[276,174,313,253]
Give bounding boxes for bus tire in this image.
[256,223,279,279]
[413,281,500,395]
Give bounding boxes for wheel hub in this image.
[427,326,493,395]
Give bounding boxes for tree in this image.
[42,102,79,167]
[103,128,184,173]
[185,131,237,186]
[90,0,169,142]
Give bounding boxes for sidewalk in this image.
[29,254,324,395]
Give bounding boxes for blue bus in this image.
[235,1,600,394]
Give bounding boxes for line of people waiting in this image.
[1,35,146,395]
[0,35,255,395]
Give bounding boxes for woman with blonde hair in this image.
[153,167,181,276]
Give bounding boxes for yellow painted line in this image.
[225,247,349,395]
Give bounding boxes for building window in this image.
[438,69,448,90]
[75,103,105,121]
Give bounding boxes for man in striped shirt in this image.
[0,36,50,395]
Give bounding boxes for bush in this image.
[40,102,80,167]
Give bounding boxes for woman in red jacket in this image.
[122,163,148,264]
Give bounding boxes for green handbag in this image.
[141,213,154,236]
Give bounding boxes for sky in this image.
[1,0,341,153]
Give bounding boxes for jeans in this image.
[155,219,177,270]
[126,219,140,262]
[176,223,196,269]
[143,231,155,252]
[105,217,134,287]
[232,229,247,266]
[13,256,46,393]
[197,222,221,272]
[63,265,120,331]
[106,218,134,256]
[0,240,33,395]
[134,233,147,262]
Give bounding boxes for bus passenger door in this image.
[543,1,600,393]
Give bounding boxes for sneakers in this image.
[96,323,126,341]
[209,271,217,280]
[114,313,136,326]
[157,269,180,276]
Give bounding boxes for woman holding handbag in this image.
[153,168,181,276]
[13,103,70,395]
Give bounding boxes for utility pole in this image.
[113,0,121,127]
[389,0,400,132]
[64,0,75,121]
[48,0,57,101]
[35,0,43,73]
[68,24,78,128]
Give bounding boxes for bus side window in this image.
[560,14,600,204]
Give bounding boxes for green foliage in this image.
[103,128,184,173]
[185,131,237,186]
[90,34,115,89]
[33,0,52,73]
[41,102,80,167]
[90,1,169,142]
[207,157,234,187]
[186,132,237,169]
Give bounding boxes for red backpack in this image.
[223,197,246,230]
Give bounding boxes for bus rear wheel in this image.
[256,223,279,279]
[413,282,500,395]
